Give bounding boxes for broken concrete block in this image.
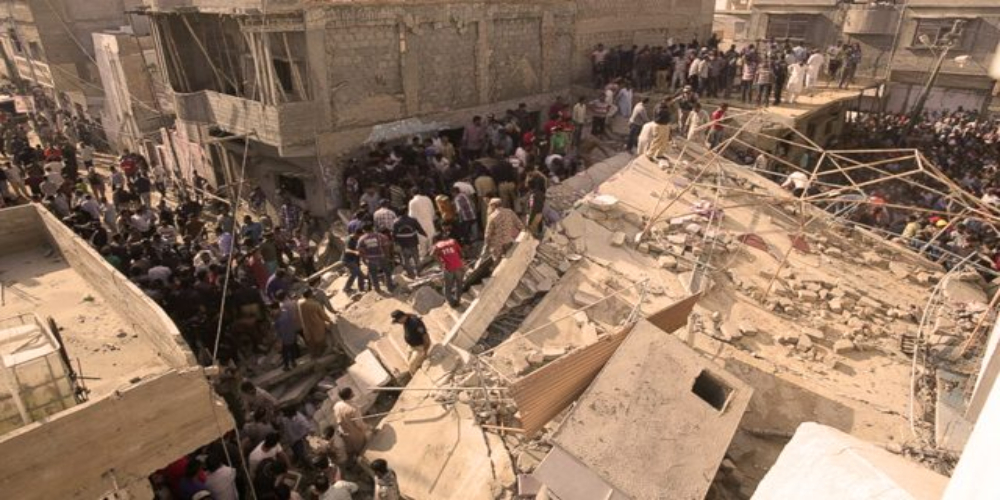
[573,311,589,325]
[833,339,856,354]
[411,286,445,314]
[526,351,546,366]
[611,232,627,247]
[623,211,644,228]
[561,211,586,239]
[739,324,758,336]
[571,239,588,254]
[829,299,844,314]
[796,334,814,352]
[638,243,651,253]
[542,346,567,360]
[797,290,819,302]
[720,323,742,341]
[776,332,799,345]
[658,255,678,269]
[667,233,688,245]
[801,327,825,341]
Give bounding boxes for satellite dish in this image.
[954,55,971,68]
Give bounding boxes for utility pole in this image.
[900,20,966,141]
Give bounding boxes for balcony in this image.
[12,56,53,88]
[143,0,301,13]
[843,5,901,35]
[173,90,318,155]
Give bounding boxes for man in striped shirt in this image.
[589,94,610,138]
[373,199,398,232]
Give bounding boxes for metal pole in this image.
[899,44,950,141]
[900,20,965,141]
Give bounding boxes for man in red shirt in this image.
[432,233,465,307]
[708,103,728,149]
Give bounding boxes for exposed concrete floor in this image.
[0,250,169,400]
[523,151,959,494]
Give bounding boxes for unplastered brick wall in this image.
[327,24,404,128]
[410,23,478,112]
[490,17,544,102]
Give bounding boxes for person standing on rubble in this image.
[357,224,395,293]
[482,198,524,262]
[297,289,335,358]
[392,310,432,376]
[432,233,465,307]
[333,387,369,462]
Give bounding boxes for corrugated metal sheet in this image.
[511,325,633,437]
[510,294,701,436]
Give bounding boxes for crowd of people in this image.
[590,37,862,109]
[830,109,1000,275]
[0,80,642,498]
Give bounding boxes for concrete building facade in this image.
[743,0,1000,114]
[0,0,142,116]
[138,0,714,215]
[92,29,173,156]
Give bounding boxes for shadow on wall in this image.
[724,357,855,434]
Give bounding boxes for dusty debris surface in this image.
[315,146,987,499]
[0,250,170,400]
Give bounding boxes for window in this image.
[272,58,294,94]
[8,29,23,55]
[692,370,733,411]
[27,41,42,59]
[766,14,814,41]
[911,18,972,48]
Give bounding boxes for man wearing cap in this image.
[482,198,524,261]
[392,310,431,376]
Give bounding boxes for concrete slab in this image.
[752,423,948,500]
[445,234,538,350]
[538,319,752,500]
[364,370,503,500]
[935,369,973,453]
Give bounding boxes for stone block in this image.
[561,211,586,239]
[411,286,446,314]
[833,339,855,354]
[610,232,626,247]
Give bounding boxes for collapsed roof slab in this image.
[445,233,538,350]
[534,318,752,500]
[751,422,948,500]
[364,369,508,500]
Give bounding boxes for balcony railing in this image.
[12,56,53,88]
[173,90,317,154]
[843,5,901,35]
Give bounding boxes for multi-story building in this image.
[743,0,1000,114]
[93,27,173,156]
[138,0,714,215]
[0,0,142,116]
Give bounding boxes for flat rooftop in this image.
[0,249,171,402]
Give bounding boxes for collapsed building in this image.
[135,0,714,214]
[0,204,233,500]
[301,113,1000,498]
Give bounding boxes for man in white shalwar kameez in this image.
[407,189,436,257]
[805,50,825,92]
[786,61,807,104]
